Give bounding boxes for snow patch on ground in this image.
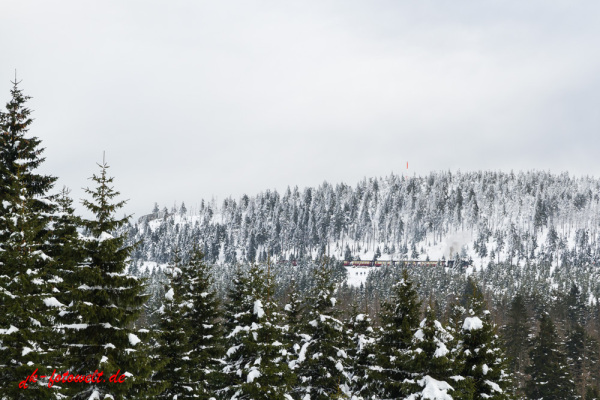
[345,266,372,287]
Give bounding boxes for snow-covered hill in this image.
[127,170,600,268]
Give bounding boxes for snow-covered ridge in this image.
[127,171,600,270]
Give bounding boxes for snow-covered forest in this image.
[129,168,600,324]
[130,170,600,268]
[2,82,600,400]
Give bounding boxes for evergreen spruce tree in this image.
[369,269,421,398]
[50,187,86,298]
[224,266,253,334]
[296,262,351,400]
[502,293,531,394]
[0,80,62,399]
[584,337,600,398]
[156,247,225,399]
[562,283,599,396]
[565,324,598,398]
[154,249,192,398]
[458,279,512,400]
[566,324,586,396]
[345,302,376,399]
[283,277,309,399]
[221,264,253,398]
[62,160,163,399]
[185,248,226,398]
[50,188,87,380]
[403,305,474,400]
[246,262,295,399]
[446,298,466,347]
[222,263,295,399]
[283,277,305,360]
[525,313,577,399]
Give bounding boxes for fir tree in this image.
[62,160,163,399]
[221,264,254,398]
[244,262,295,399]
[566,324,599,398]
[282,277,308,400]
[345,302,376,399]
[156,247,225,399]
[50,188,87,378]
[50,187,86,296]
[0,80,61,399]
[369,269,421,398]
[403,305,474,400]
[458,279,512,399]
[283,277,305,361]
[525,313,577,399]
[154,249,193,398]
[502,293,531,393]
[567,324,586,395]
[565,283,587,328]
[296,262,351,400]
[183,248,226,398]
[222,263,295,399]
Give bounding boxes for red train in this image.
[343,260,456,268]
[273,259,468,268]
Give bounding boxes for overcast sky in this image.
[2,1,600,218]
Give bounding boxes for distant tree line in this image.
[126,167,600,270]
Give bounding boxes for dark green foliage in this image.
[62,161,163,399]
[154,250,192,398]
[184,248,226,397]
[370,269,422,398]
[566,324,600,398]
[345,302,376,399]
[525,313,577,399]
[0,80,60,399]
[502,293,531,393]
[243,263,296,399]
[565,284,587,328]
[50,188,87,378]
[156,247,225,399]
[459,279,512,400]
[296,263,351,400]
[403,306,473,400]
[223,266,253,338]
[567,324,586,394]
[461,278,485,314]
[283,278,305,361]
[221,265,254,397]
[586,385,600,400]
[222,263,295,399]
[50,188,86,294]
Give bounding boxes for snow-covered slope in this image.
[127,170,600,269]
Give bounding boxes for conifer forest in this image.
[2,82,600,400]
